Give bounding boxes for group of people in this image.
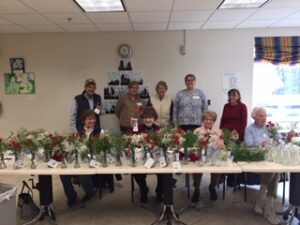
[64,74,285,225]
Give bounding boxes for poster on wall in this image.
[139,85,150,99]
[222,72,240,100]
[119,71,143,85]
[107,71,120,85]
[10,58,25,73]
[4,72,36,94]
[102,100,117,114]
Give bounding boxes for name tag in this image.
[159,157,167,167]
[144,158,155,169]
[137,102,142,106]
[89,159,101,168]
[172,161,181,172]
[193,96,200,99]
[94,108,101,115]
[47,159,59,168]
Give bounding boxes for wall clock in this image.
[118,43,132,58]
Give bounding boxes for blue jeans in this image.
[60,175,95,201]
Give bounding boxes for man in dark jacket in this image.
[70,78,102,132]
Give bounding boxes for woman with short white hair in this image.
[244,107,281,225]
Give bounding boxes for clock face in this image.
[118,44,132,58]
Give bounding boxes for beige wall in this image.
[1,28,300,136]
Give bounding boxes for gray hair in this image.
[251,107,266,119]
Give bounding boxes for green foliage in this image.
[110,131,127,152]
[182,130,198,149]
[94,135,112,154]
[231,144,267,162]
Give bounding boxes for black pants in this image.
[179,125,199,132]
[133,174,164,197]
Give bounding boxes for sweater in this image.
[220,102,247,141]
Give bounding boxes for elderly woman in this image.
[148,81,173,128]
[192,111,225,203]
[115,81,144,133]
[220,89,247,142]
[244,107,281,225]
[173,74,208,131]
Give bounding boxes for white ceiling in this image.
[1,0,300,33]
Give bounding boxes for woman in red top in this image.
[220,89,247,142]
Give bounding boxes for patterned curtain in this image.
[254,36,300,65]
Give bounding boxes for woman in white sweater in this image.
[147,81,173,128]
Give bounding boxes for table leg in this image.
[151,174,187,225]
[23,175,57,225]
[244,173,247,202]
[222,175,226,200]
[282,173,286,205]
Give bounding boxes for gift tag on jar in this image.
[16,159,25,168]
[107,154,114,164]
[47,159,59,168]
[144,158,155,169]
[90,159,101,168]
[159,157,167,167]
[172,161,181,172]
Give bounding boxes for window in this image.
[253,62,300,130]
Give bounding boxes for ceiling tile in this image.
[174,0,223,10]
[210,9,257,21]
[0,25,30,33]
[168,22,203,30]
[133,23,167,31]
[23,24,65,32]
[271,19,300,27]
[97,23,132,31]
[2,14,52,25]
[124,0,173,11]
[264,0,300,8]
[249,8,299,20]
[170,10,212,22]
[0,0,35,14]
[20,0,81,13]
[60,23,99,32]
[130,12,170,23]
[237,19,276,28]
[0,17,13,25]
[202,20,240,29]
[87,12,130,23]
[44,13,89,24]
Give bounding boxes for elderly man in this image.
[244,107,281,225]
[70,78,101,133]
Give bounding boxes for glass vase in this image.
[102,151,108,168]
[115,150,122,167]
[182,147,189,165]
[44,150,53,162]
[13,152,22,170]
[0,153,7,169]
[74,151,80,168]
[130,147,136,167]
[61,152,68,168]
[31,151,37,169]
[163,149,169,166]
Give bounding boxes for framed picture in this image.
[4,72,36,94]
[10,58,25,73]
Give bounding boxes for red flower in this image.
[189,153,199,162]
[26,139,34,145]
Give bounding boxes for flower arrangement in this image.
[231,144,267,162]
[143,131,159,158]
[94,131,112,167]
[266,121,279,139]
[110,131,128,166]
[222,128,239,151]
